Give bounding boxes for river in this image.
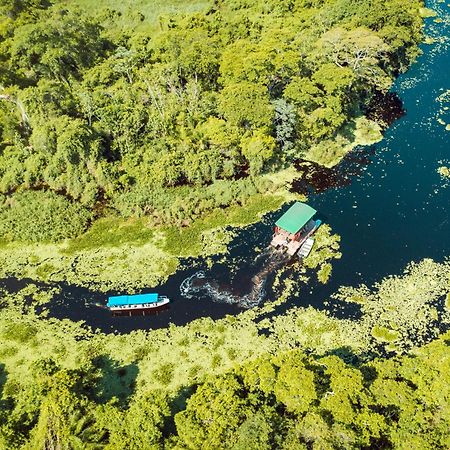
[8,2,450,333]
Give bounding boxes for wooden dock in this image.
[286,240,301,256]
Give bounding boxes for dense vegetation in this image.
[2,0,446,449]
[0,258,449,448]
[0,0,423,243]
[0,0,426,292]
[1,314,449,449]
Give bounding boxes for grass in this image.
[0,183,298,291]
[0,240,179,292]
[161,193,287,257]
[63,217,154,254]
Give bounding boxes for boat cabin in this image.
[271,202,320,256]
[107,293,169,312]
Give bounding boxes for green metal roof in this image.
[275,202,316,234]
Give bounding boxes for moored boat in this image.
[270,202,321,256]
[106,293,170,312]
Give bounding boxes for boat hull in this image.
[112,304,170,317]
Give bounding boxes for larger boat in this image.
[106,293,170,312]
[270,202,321,257]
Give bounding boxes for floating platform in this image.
[270,202,321,257]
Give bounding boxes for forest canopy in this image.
[0,0,424,241]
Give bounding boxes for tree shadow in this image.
[0,363,6,397]
[92,356,139,406]
[163,385,197,436]
[339,120,357,141]
[0,363,11,415]
[322,345,375,366]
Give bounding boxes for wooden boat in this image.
[106,293,170,312]
[298,237,315,259]
[270,202,321,257]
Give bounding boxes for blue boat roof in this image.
[107,293,159,307]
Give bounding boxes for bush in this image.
[0,191,92,243]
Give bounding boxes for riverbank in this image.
[0,170,304,292]
[1,258,449,396]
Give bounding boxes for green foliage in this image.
[273,353,317,413]
[0,2,437,447]
[9,8,105,82]
[97,392,170,449]
[64,217,154,253]
[0,191,92,243]
[0,0,424,237]
[0,258,449,448]
[173,338,450,449]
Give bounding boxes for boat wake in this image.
[179,247,290,308]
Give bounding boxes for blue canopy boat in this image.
[107,293,170,312]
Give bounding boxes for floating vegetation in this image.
[335,258,450,352]
[179,224,341,308]
[371,325,400,343]
[1,258,449,398]
[419,6,438,17]
[436,89,450,130]
[303,117,383,168]
[303,224,342,283]
[437,165,450,188]
[437,166,450,178]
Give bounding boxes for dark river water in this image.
[5,2,450,333]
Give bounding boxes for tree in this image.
[97,392,170,450]
[240,129,276,175]
[273,99,297,155]
[175,375,251,449]
[219,40,274,84]
[9,8,104,83]
[218,82,274,129]
[273,353,317,414]
[318,27,391,90]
